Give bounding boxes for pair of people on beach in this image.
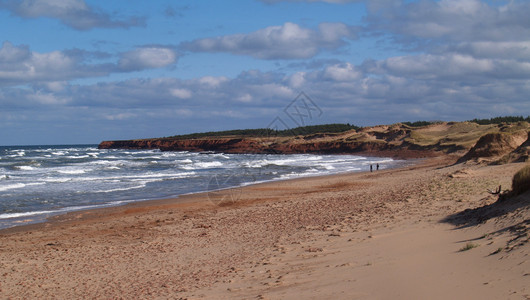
[370,163,379,172]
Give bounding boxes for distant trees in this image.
[402,121,437,127]
[169,123,360,139]
[278,123,360,136]
[402,116,530,127]
[469,116,530,125]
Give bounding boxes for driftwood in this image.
[487,185,502,195]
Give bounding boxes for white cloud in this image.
[371,53,530,81]
[118,47,178,72]
[366,0,530,43]
[43,81,68,92]
[0,41,30,63]
[322,62,361,81]
[181,22,358,59]
[0,42,179,86]
[0,41,87,85]
[103,112,137,121]
[198,76,229,87]
[29,91,70,105]
[0,0,145,30]
[445,41,530,60]
[236,94,253,103]
[170,88,192,99]
[2,56,529,144]
[288,72,306,88]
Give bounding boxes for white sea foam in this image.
[66,155,90,159]
[0,203,114,220]
[16,166,36,171]
[0,210,57,219]
[193,161,223,169]
[57,169,86,175]
[94,184,146,193]
[0,183,26,192]
[42,177,72,183]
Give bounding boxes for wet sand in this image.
[0,156,528,299]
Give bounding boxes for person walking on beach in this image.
[370,164,373,172]
[376,163,379,171]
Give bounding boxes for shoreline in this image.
[0,153,416,232]
[1,155,528,299]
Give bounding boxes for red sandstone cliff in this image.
[98,122,530,160]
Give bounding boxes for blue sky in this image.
[1,0,529,145]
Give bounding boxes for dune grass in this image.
[405,122,498,148]
[511,165,530,196]
[459,242,479,252]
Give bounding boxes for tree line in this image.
[169,123,360,139]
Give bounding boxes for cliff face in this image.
[98,138,432,158]
[98,138,256,153]
[99,138,270,153]
[98,122,530,160]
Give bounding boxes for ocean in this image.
[0,145,405,229]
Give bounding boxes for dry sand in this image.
[0,156,529,299]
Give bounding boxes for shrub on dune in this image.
[511,165,530,196]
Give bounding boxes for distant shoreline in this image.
[97,121,529,160]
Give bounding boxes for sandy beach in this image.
[0,155,529,299]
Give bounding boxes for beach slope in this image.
[0,156,528,299]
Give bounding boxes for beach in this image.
[0,155,528,299]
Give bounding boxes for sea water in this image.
[0,145,404,229]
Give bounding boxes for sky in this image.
[1,0,529,145]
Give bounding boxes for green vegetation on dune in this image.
[469,116,530,125]
[168,128,277,139]
[401,121,439,127]
[404,122,499,149]
[512,165,530,196]
[278,123,360,136]
[168,123,360,139]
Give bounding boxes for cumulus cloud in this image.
[118,47,178,72]
[351,0,530,116]
[2,51,529,145]
[322,62,362,81]
[170,88,192,99]
[0,41,104,86]
[441,41,530,60]
[369,53,530,81]
[0,42,179,86]
[0,0,145,30]
[181,22,359,59]
[365,0,530,47]
[5,55,528,123]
